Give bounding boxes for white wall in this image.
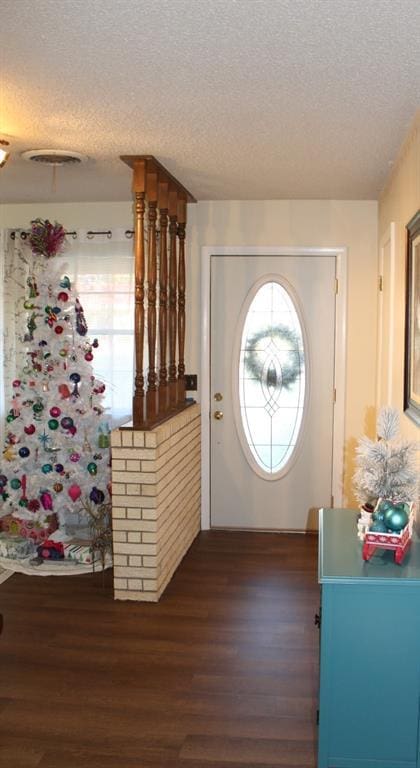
[1,198,378,505]
[378,111,419,444]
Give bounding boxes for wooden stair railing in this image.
[120,155,196,429]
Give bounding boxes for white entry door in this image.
[210,255,336,531]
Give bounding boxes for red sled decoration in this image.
[362,501,416,565]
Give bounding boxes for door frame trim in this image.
[200,246,348,530]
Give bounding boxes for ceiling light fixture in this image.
[21,149,88,166]
[0,140,10,168]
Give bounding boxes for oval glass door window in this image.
[238,280,306,476]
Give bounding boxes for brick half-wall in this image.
[111,404,201,602]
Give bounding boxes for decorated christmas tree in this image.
[0,220,112,568]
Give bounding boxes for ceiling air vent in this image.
[21,149,88,166]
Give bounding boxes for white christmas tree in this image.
[353,406,418,507]
[0,220,111,565]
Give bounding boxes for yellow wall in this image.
[1,199,378,505]
[378,112,420,443]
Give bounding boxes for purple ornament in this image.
[54,463,64,473]
[70,452,81,463]
[0,475,8,487]
[89,487,105,504]
[60,416,74,430]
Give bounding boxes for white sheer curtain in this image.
[0,227,135,439]
[0,231,34,444]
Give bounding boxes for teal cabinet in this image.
[318,508,420,768]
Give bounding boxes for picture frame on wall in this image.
[404,210,420,426]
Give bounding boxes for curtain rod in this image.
[10,229,135,241]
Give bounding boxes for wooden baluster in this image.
[146,170,158,423]
[158,180,169,415]
[177,196,187,405]
[132,161,146,427]
[168,185,179,409]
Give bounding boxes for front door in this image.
[210,255,336,531]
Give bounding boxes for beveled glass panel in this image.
[239,281,305,475]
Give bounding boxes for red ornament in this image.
[68,426,77,436]
[49,407,61,417]
[68,484,81,502]
[58,384,71,399]
[24,424,36,435]
[27,499,41,512]
[84,352,93,361]
[57,291,68,302]
[54,325,64,335]
[12,380,21,388]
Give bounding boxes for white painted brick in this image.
[114,578,128,589]
[113,471,156,484]
[143,579,158,591]
[110,448,150,460]
[128,532,142,543]
[111,483,126,495]
[112,507,126,519]
[141,509,158,520]
[126,484,141,496]
[142,532,157,543]
[113,542,144,555]
[125,509,142,520]
[128,579,144,590]
[145,433,157,448]
[121,431,133,447]
[112,495,145,509]
[114,519,156,532]
[134,543,158,555]
[133,432,145,447]
[142,556,158,567]
[128,496,157,509]
[112,459,126,471]
[126,460,141,472]
[113,531,127,543]
[128,555,143,566]
[141,459,157,472]
[111,430,121,447]
[116,567,156,579]
[113,554,128,566]
[141,484,157,497]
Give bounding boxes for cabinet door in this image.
[319,583,420,768]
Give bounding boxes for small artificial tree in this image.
[0,219,111,565]
[353,406,418,509]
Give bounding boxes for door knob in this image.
[214,410,223,420]
[214,392,223,401]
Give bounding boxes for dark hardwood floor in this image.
[0,531,320,768]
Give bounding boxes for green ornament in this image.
[370,520,387,533]
[33,402,44,413]
[384,505,409,533]
[6,414,15,423]
[42,464,53,474]
[87,462,98,475]
[48,419,59,430]
[10,478,21,490]
[98,433,110,449]
[24,300,35,309]
[60,276,71,289]
[19,498,28,507]
[2,492,9,501]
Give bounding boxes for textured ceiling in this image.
[0,0,419,203]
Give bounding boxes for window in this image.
[238,280,306,476]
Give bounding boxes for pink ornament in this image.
[84,353,93,362]
[68,484,81,502]
[40,491,53,511]
[69,426,77,436]
[49,407,61,417]
[70,452,81,462]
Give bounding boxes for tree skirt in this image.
[0,554,112,577]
